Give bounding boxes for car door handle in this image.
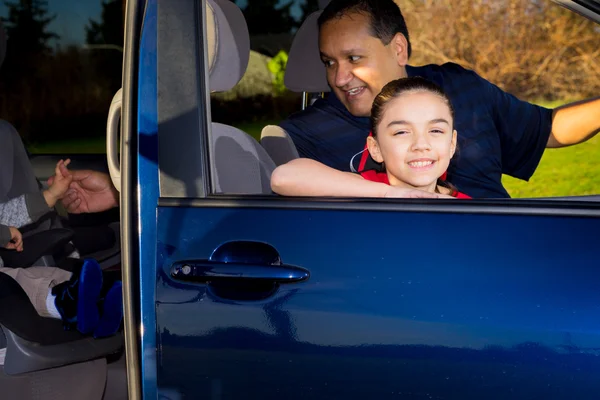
[170,241,310,284]
[171,261,309,283]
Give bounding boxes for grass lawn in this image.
[502,134,600,198]
[28,103,600,198]
[28,136,108,154]
[27,120,266,154]
[502,99,600,198]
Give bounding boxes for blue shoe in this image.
[53,259,103,334]
[93,281,123,338]
[76,259,103,334]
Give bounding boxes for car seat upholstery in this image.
[284,10,329,94]
[0,121,41,203]
[0,232,124,399]
[260,10,330,167]
[260,125,299,166]
[207,0,276,194]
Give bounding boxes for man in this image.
[279,0,600,198]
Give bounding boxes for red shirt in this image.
[358,134,471,199]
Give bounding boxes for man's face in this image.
[319,12,407,117]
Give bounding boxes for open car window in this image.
[205,0,600,202]
[0,0,123,155]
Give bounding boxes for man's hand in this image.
[49,170,118,214]
[5,227,23,252]
[384,186,455,199]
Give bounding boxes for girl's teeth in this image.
[409,161,433,168]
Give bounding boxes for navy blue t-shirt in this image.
[279,63,553,198]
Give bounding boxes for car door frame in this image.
[125,0,600,399]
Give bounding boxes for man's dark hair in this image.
[317,0,412,58]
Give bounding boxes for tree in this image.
[2,0,58,55]
[238,0,296,35]
[297,0,319,27]
[85,0,124,94]
[0,0,59,140]
[1,0,58,79]
[85,0,123,48]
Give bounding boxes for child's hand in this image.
[44,159,73,208]
[4,227,23,252]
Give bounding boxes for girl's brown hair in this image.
[369,76,458,194]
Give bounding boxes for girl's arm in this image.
[271,158,440,198]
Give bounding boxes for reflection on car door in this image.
[153,204,600,399]
[134,0,600,399]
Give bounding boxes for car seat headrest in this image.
[284,11,330,93]
[206,0,250,92]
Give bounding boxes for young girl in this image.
[0,159,123,338]
[271,77,470,199]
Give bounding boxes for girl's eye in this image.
[393,130,409,136]
[430,129,445,134]
[322,60,334,67]
[349,56,361,62]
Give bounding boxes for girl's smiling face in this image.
[367,90,457,193]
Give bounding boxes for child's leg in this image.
[0,266,71,318]
[0,261,122,337]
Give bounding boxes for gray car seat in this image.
[259,125,299,167]
[208,0,276,194]
[0,19,126,400]
[260,10,331,167]
[0,231,125,399]
[0,19,120,269]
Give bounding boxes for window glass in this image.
[0,0,124,154]
[208,0,600,199]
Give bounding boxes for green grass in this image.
[28,121,268,154]
[28,136,108,154]
[502,134,600,198]
[502,99,600,198]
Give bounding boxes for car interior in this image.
[0,18,127,400]
[1,0,599,398]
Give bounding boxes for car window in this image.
[0,0,124,154]
[206,0,600,200]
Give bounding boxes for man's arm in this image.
[271,159,441,198]
[548,96,600,148]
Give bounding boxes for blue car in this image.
[2,0,599,398]
[105,0,600,398]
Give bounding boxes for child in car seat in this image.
[271,77,471,199]
[0,159,123,338]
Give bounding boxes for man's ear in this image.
[390,33,409,67]
[450,130,458,158]
[367,136,384,163]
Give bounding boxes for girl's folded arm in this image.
[270,158,390,198]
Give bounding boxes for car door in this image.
[120,0,600,399]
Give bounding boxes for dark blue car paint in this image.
[136,0,600,398]
[137,0,159,396]
[152,207,600,399]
